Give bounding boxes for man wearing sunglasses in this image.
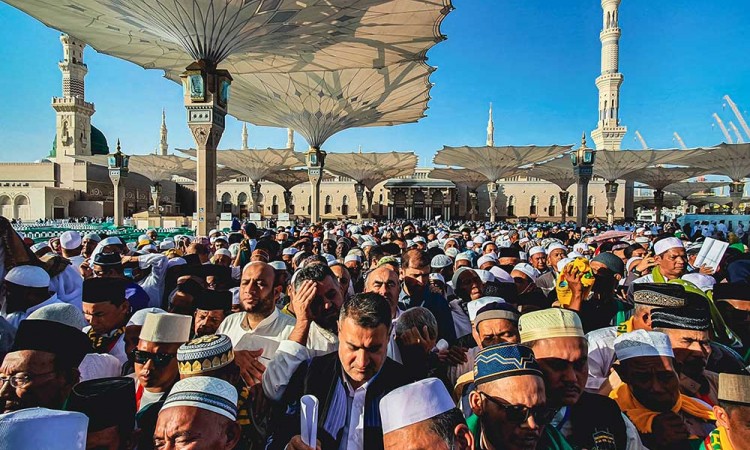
[467,343,560,450]
[521,308,631,449]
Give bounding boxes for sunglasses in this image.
[132,350,176,368]
[479,392,557,426]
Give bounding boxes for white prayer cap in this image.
[653,237,683,255]
[321,253,336,265]
[228,243,240,258]
[30,242,50,253]
[614,330,674,361]
[467,296,506,322]
[445,247,459,259]
[473,235,486,244]
[547,243,568,253]
[282,247,298,256]
[489,266,514,283]
[380,378,455,435]
[166,257,187,269]
[443,238,458,248]
[556,257,575,273]
[344,254,361,264]
[140,244,157,253]
[406,240,415,248]
[127,307,166,327]
[636,227,646,234]
[567,251,584,259]
[159,240,175,250]
[512,263,539,282]
[139,312,191,344]
[518,237,530,246]
[0,408,88,449]
[429,273,445,284]
[528,246,546,257]
[208,229,219,237]
[626,257,643,272]
[431,254,453,269]
[162,376,238,421]
[100,236,123,247]
[413,236,426,243]
[455,252,471,262]
[78,353,122,381]
[572,243,588,253]
[474,269,495,284]
[519,308,584,342]
[59,231,82,250]
[270,261,287,271]
[214,249,232,258]
[4,265,50,288]
[27,303,88,330]
[477,255,496,268]
[681,273,716,292]
[634,236,649,244]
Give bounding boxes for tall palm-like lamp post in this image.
[571,133,595,226]
[108,140,129,226]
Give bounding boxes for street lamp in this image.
[108,139,129,226]
[306,146,327,223]
[729,180,745,214]
[571,132,595,227]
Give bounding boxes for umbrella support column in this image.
[469,191,478,221]
[283,190,293,214]
[355,183,365,221]
[488,182,498,223]
[559,191,570,223]
[653,189,665,224]
[605,182,618,225]
[730,181,745,214]
[180,61,232,236]
[366,190,374,219]
[250,182,262,214]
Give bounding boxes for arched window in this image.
[221,192,232,213]
[342,195,349,216]
[588,195,595,216]
[271,195,278,215]
[324,195,332,215]
[507,196,516,217]
[548,196,557,217]
[530,196,538,215]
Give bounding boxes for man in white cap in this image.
[2,264,59,329]
[610,330,715,448]
[632,236,687,283]
[705,373,750,450]
[81,233,102,259]
[527,246,548,274]
[155,376,240,450]
[379,378,473,450]
[520,308,634,449]
[0,408,89,450]
[60,230,85,268]
[535,243,568,296]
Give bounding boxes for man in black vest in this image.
[270,292,411,450]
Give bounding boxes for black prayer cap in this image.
[82,277,126,304]
[194,289,232,312]
[498,247,520,259]
[66,377,136,432]
[651,306,711,331]
[713,282,750,302]
[11,319,91,367]
[93,252,122,267]
[632,283,687,307]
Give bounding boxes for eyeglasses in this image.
[0,371,56,389]
[132,350,176,368]
[479,392,557,426]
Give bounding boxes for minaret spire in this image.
[241,122,248,150]
[159,108,168,155]
[287,128,295,149]
[486,103,494,147]
[591,0,627,150]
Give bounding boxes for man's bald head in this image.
[239,262,278,316]
[365,265,400,317]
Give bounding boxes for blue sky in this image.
[1,1,749,166]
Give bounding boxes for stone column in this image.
[469,191,478,221]
[559,191,570,223]
[574,165,593,226]
[355,182,365,221]
[250,182,262,214]
[112,179,124,227]
[729,181,745,214]
[445,189,452,221]
[180,61,231,236]
[406,190,413,220]
[605,181,619,225]
[653,189,665,224]
[149,182,162,215]
[283,190,293,214]
[488,182,498,223]
[365,190,374,219]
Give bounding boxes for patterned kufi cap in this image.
[632,283,686,308]
[519,308,584,343]
[473,343,543,386]
[161,376,238,421]
[177,334,235,375]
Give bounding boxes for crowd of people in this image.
[0,214,748,450]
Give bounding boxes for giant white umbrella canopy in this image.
[324,152,417,219]
[680,143,750,212]
[433,145,572,222]
[428,168,489,221]
[623,167,709,223]
[5,0,453,231]
[527,156,578,222]
[664,181,729,216]
[75,154,198,182]
[262,169,310,215]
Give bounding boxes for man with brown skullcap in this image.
[702,373,750,449]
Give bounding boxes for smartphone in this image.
[124,268,134,279]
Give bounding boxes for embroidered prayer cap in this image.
[455,252,472,263]
[82,277,126,304]
[60,231,82,250]
[4,265,50,288]
[161,376,238,421]
[653,237,684,255]
[469,297,519,324]
[0,408,88,450]
[27,302,88,330]
[613,330,674,361]
[93,252,122,267]
[11,319,92,367]
[519,308,584,343]
[177,334,235,376]
[126,307,166,327]
[139,312,191,344]
[528,246,546,257]
[66,377,135,432]
[379,377,456,434]
[712,282,750,302]
[632,283,687,308]
[431,254,453,269]
[717,373,750,404]
[473,343,543,386]
[650,306,711,331]
[193,289,232,312]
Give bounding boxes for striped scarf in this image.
[700,427,735,450]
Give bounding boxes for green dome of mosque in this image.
[49,125,110,157]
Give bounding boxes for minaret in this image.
[241,122,248,150]
[486,103,495,146]
[159,109,168,155]
[287,128,295,149]
[591,0,627,150]
[52,34,95,161]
